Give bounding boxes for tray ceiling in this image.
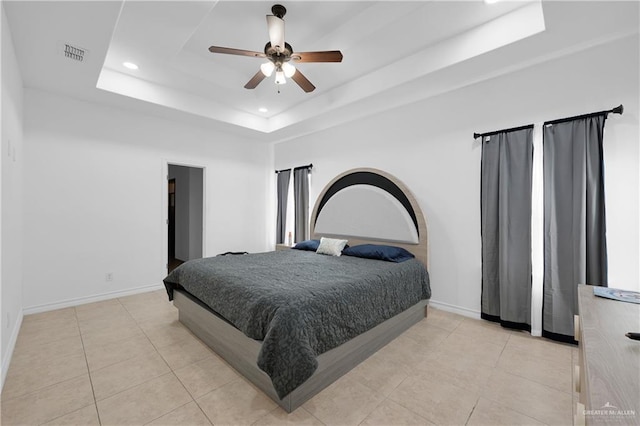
[4,1,638,141]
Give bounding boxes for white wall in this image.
[1,4,24,387]
[22,88,271,312]
[274,36,640,317]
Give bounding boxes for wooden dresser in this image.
[574,284,640,425]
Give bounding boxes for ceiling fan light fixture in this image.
[282,62,296,78]
[274,70,286,85]
[208,4,342,93]
[260,61,275,77]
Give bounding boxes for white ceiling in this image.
[3,1,639,142]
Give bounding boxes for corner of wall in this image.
[428,299,481,320]
[1,1,25,392]
[0,309,22,391]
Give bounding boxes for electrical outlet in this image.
[105,273,113,282]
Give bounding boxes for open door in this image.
[167,165,204,273]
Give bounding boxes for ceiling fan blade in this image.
[291,69,316,93]
[292,51,343,63]
[244,70,267,89]
[266,15,285,53]
[209,46,266,59]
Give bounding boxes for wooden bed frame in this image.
[172,168,429,412]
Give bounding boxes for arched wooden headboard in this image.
[310,168,428,267]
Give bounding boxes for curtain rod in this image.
[473,124,534,140]
[294,163,313,172]
[544,104,623,126]
[274,163,313,174]
[473,104,623,139]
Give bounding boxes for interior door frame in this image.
[162,160,207,274]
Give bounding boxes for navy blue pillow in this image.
[342,244,415,263]
[292,239,321,251]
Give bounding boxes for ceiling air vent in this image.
[59,42,88,62]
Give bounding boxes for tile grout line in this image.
[77,298,166,421]
[1,311,84,406]
[464,396,481,425]
[142,399,196,425]
[73,306,103,426]
[302,406,327,426]
[497,368,573,396]
[119,293,223,424]
[82,338,157,375]
[153,331,227,426]
[249,404,277,425]
[497,334,574,395]
[91,365,176,405]
[119,297,164,352]
[355,383,388,426]
[494,333,509,367]
[190,378,243,426]
[121,297,197,354]
[474,394,550,425]
[479,369,567,425]
[146,292,292,424]
[351,360,424,425]
[93,370,184,416]
[357,317,454,425]
[82,296,174,374]
[0,373,91,421]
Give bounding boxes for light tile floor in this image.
[1,290,576,425]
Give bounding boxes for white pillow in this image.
[316,237,349,257]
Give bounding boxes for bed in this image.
[163,168,430,412]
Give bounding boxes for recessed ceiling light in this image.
[484,0,501,3]
[258,107,268,113]
[123,62,139,70]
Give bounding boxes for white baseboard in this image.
[428,299,481,320]
[1,307,23,392]
[429,300,544,335]
[23,283,165,315]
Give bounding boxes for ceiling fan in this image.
[208,4,343,93]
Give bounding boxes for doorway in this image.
[167,164,204,273]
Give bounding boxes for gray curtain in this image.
[276,169,291,244]
[293,167,310,243]
[481,127,533,329]
[543,115,607,341]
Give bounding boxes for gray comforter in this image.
[163,249,430,399]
